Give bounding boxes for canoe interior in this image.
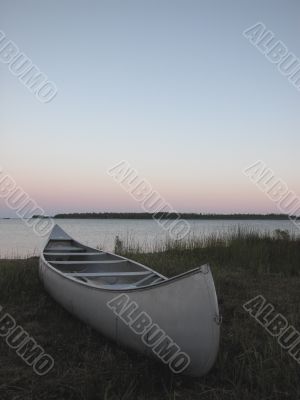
[44,236,166,289]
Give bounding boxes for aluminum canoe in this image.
[39,224,221,376]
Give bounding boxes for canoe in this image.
[39,224,221,376]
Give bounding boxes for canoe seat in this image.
[45,247,85,252]
[44,252,102,256]
[134,274,166,287]
[150,277,165,284]
[50,260,127,265]
[65,271,151,277]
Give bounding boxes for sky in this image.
[0,0,299,217]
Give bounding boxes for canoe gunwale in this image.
[40,253,208,293]
[41,225,215,292]
[44,226,167,282]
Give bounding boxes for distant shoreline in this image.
[16,212,297,220]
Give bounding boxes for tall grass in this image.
[120,228,300,277]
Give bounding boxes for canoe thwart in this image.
[65,271,152,277]
[45,247,85,252]
[44,252,103,256]
[50,260,127,265]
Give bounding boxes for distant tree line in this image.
[42,212,297,220]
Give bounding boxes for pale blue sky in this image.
[0,0,299,216]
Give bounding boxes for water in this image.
[0,218,298,258]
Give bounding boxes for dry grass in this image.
[0,231,299,399]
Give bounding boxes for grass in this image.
[0,230,299,399]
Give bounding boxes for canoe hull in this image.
[39,256,220,376]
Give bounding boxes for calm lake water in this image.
[0,218,298,258]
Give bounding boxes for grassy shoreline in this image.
[0,232,299,399]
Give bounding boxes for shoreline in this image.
[1,213,298,220]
